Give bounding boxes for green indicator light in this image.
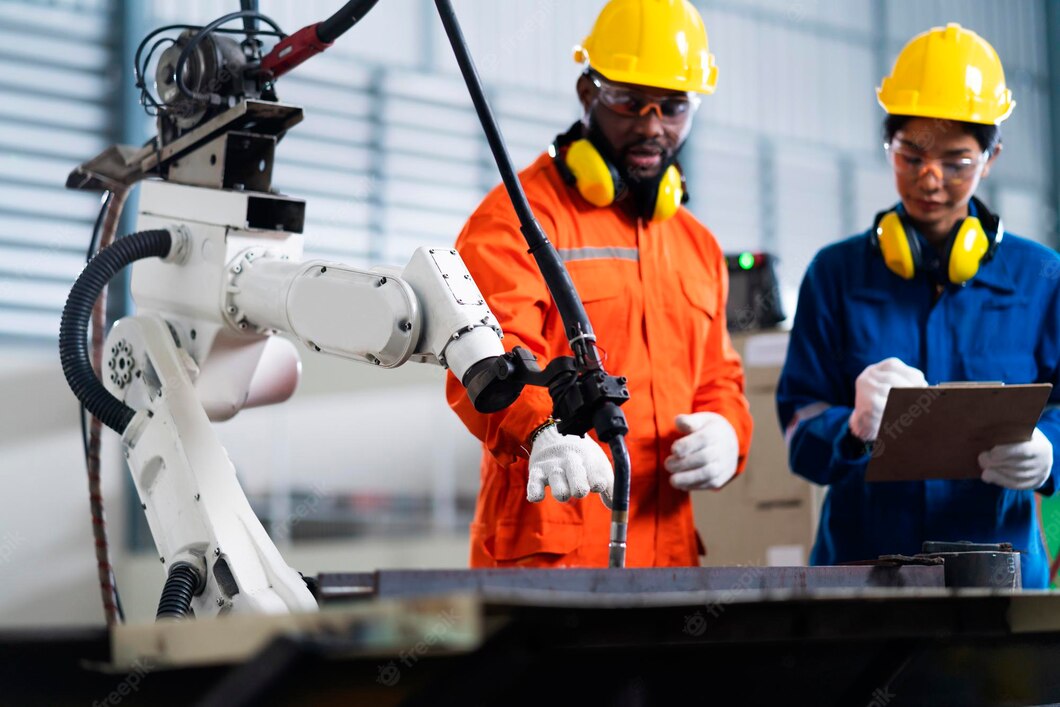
[738,252,755,270]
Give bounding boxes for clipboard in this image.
[865,383,1053,482]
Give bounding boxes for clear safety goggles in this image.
[589,71,700,123]
[884,140,990,186]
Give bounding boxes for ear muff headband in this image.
[871,197,1003,284]
[551,126,686,222]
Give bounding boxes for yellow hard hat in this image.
[573,0,717,94]
[877,23,1014,125]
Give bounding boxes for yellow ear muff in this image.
[565,139,616,207]
[652,164,684,222]
[948,216,990,284]
[876,211,916,280]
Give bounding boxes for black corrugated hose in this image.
[156,563,200,620]
[59,229,172,435]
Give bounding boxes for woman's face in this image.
[889,118,999,237]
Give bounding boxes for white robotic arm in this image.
[64,9,526,618]
[92,178,508,619]
[223,244,503,380]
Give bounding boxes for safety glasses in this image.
[589,71,700,122]
[884,141,990,186]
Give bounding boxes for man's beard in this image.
[585,116,682,219]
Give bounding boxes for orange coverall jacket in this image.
[446,151,752,568]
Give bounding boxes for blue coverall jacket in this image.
[777,214,1060,588]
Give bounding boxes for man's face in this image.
[577,72,697,181]
[889,117,998,235]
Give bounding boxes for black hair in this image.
[883,114,1002,154]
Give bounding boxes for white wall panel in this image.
[774,146,843,298]
[885,0,1046,76]
[854,164,896,230]
[997,187,1054,246]
[714,0,873,33]
[688,131,763,253]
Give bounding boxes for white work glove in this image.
[665,412,739,490]
[848,358,928,442]
[979,428,1053,490]
[527,426,614,508]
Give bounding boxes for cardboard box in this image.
[692,331,823,566]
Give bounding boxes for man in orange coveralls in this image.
[446,0,752,568]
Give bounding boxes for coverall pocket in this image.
[969,298,1030,355]
[841,288,920,376]
[962,353,1039,385]
[489,519,584,564]
[678,271,718,320]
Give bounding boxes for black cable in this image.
[433,0,596,359]
[59,230,173,435]
[85,191,111,262]
[240,0,260,36]
[115,586,125,623]
[79,190,109,491]
[81,191,128,624]
[79,403,89,463]
[316,0,379,44]
[138,37,177,114]
[434,0,633,565]
[135,20,285,90]
[135,26,284,117]
[79,190,110,463]
[174,11,286,103]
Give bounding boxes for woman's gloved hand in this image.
[979,427,1053,490]
[849,357,928,441]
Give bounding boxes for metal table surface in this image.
[4,566,1060,706]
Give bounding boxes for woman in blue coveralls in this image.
[777,24,1060,588]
